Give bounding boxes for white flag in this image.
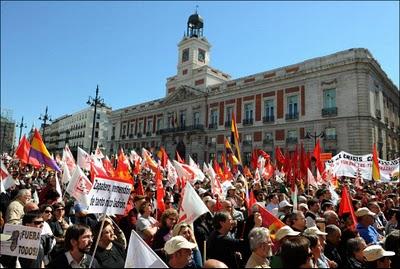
[66,166,93,207]
[188,156,205,182]
[62,144,76,174]
[1,160,15,193]
[125,229,168,268]
[179,182,209,224]
[307,168,318,188]
[173,160,194,182]
[206,163,222,197]
[77,147,91,171]
[55,173,63,201]
[166,159,178,187]
[61,162,72,184]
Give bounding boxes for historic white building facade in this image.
[107,12,399,165]
[47,105,112,156]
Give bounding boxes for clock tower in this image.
[166,11,231,96]
[177,11,210,77]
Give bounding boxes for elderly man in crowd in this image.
[5,188,31,224]
[355,207,383,245]
[246,227,273,268]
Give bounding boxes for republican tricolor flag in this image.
[29,129,61,172]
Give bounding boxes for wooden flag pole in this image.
[203,240,207,264]
[89,213,106,268]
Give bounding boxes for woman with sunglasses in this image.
[49,202,70,259]
[39,204,56,265]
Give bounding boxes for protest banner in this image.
[66,166,93,207]
[87,176,132,215]
[326,151,399,181]
[0,224,42,259]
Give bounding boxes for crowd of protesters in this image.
[0,152,399,268]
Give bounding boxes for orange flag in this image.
[372,144,381,181]
[338,186,357,230]
[135,176,145,196]
[115,149,133,182]
[102,156,116,178]
[247,190,257,215]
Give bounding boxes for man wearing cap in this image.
[363,245,395,268]
[270,226,300,268]
[356,207,383,245]
[164,235,197,268]
[277,200,293,218]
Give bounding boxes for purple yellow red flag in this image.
[29,129,61,172]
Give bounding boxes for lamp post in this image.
[87,85,105,154]
[305,131,325,146]
[39,106,52,143]
[16,116,27,143]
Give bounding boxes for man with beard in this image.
[48,224,99,268]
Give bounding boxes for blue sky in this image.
[1,1,399,142]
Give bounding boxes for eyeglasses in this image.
[44,210,52,213]
[33,220,44,225]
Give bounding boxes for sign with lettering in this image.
[326,151,399,182]
[88,176,132,215]
[0,224,42,259]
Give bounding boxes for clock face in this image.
[198,49,205,62]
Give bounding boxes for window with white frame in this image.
[193,112,200,126]
[210,109,218,125]
[323,89,336,108]
[138,122,143,134]
[147,120,153,133]
[287,95,298,115]
[226,106,233,122]
[264,132,273,141]
[244,103,253,120]
[264,99,274,119]
[325,127,336,140]
[287,130,297,139]
[157,118,163,131]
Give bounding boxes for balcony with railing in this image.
[243,140,252,146]
[321,107,337,117]
[137,133,142,138]
[129,134,134,138]
[242,118,254,125]
[263,115,274,123]
[285,113,299,120]
[208,123,218,129]
[145,131,152,137]
[286,137,298,144]
[263,138,274,145]
[324,134,337,141]
[121,135,126,140]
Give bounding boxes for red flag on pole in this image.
[14,135,32,164]
[155,166,165,214]
[338,186,357,230]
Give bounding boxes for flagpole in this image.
[203,240,207,264]
[89,213,106,268]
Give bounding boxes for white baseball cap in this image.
[164,235,197,255]
[363,245,395,262]
[303,226,327,236]
[275,226,300,241]
[355,207,376,218]
[279,200,293,208]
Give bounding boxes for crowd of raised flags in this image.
[0,113,399,268]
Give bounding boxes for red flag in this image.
[133,158,141,175]
[155,166,165,214]
[90,160,108,182]
[213,195,224,212]
[257,204,285,236]
[251,149,258,170]
[247,190,257,215]
[338,186,357,230]
[275,147,286,167]
[213,159,224,180]
[263,160,275,181]
[372,144,381,181]
[258,149,270,161]
[313,139,325,173]
[176,151,185,164]
[135,176,145,196]
[102,156,116,178]
[221,154,233,181]
[243,166,253,178]
[14,135,32,164]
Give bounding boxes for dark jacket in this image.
[47,252,99,269]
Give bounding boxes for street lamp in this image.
[305,131,325,146]
[39,106,52,143]
[87,85,105,154]
[16,116,27,143]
